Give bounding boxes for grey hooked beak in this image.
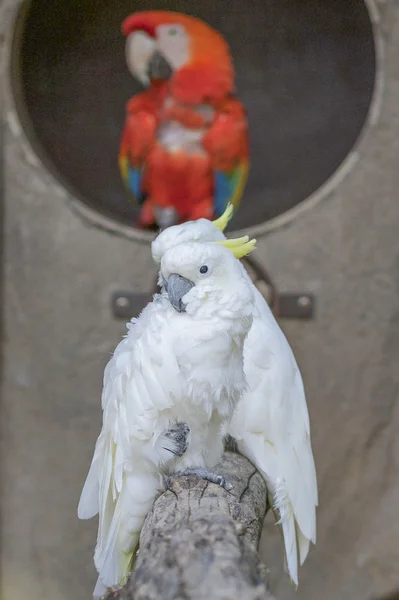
[167,273,194,313]
[147,51,173,80]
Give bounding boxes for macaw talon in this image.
[174,467,233,491]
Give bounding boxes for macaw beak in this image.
[167,274,194,313]
[147,50,173,81]
[125,30,173,85]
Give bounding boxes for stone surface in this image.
[1,1,399,600]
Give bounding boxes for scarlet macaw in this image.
[119,11,249,229]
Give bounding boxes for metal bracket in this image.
[111,257,315,320]
[111,290,154,320]
[242,256,315,320]
[272,292,314,319]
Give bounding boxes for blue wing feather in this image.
[213,161,248,217]
[128,167,145,204]
[214,172,233,216]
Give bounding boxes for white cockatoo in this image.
[151,204,318,586]
[78,238,256,597]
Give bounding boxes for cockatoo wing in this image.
[78,298,183,592]
[229,286,317,586]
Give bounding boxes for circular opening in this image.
[14,0,376,233]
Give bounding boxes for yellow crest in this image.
[214,235,257,259]
[212,203,234,232]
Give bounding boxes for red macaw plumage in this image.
[119,11,249,229]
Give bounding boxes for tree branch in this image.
[104,451,274,600]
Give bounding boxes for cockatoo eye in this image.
[199,265,209,274]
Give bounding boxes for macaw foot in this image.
[136,200,180,230]
[169,467,233,491]
[161,422,190,458]
[153,206,179,228]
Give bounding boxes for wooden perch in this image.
[104,451,274,600]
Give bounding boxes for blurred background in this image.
[1,0,399,599]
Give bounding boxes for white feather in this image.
[152,223,318,586]
[229,285,317,584]
[78,243,254,596]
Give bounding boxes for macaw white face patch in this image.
[156,23,189,71]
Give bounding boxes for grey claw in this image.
[176,467,232,491]
[214,475,233,490]
[221,479,233,491]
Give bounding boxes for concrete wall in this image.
[1,1,399,599]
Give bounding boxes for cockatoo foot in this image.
[162,422,190,457]
[173,467,233,491]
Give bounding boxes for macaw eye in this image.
[199,265,208,274]
[168,27,179,36]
